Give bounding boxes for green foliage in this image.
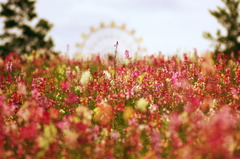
[203,0,240,58]
[0,0,54,57]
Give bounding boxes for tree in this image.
[0,0,54,57]
[203,0,240,59]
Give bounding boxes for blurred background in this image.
[36,0,222,57]
[1,0,223,57]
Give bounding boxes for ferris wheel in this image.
[76,21,146,59]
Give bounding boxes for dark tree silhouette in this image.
[203,0,240,59]
[0,0,54,57]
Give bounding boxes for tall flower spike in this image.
[114,41,118,80]
[114,41,118,48]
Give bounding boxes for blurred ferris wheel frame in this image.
[76,21,146,60]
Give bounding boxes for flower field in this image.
[0,51,240,159]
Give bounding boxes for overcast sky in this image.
[4,0,224,57]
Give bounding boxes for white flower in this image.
[135,98,149,112]
[149,104,158,113]
[80,70,91,85]
[103,70,111,79]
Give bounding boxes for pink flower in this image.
[0,95,14,115]
[65,92,79,104]
[184,97,200,113]
[60,80,71,91]
[111,131,119,140]
[6,61,12,72]
[17,83,27,95]
[31,89,40,100]
[56,116,70,130]
[125,50,132,60]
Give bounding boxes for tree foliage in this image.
[0,0,54,57]
[203,0,240,58]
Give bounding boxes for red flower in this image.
[65,92,79,104]
[76,122,87,132]
[20,124,38,140]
